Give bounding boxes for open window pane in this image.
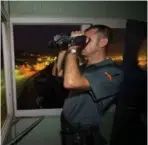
[1,24,7,127]
[13,24,81,110]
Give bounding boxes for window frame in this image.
[10,17,126,117]
[1,20,14,145]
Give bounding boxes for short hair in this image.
[85,24,113,43]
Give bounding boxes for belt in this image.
[60,112,98,133]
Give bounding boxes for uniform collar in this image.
[86,58,114,68]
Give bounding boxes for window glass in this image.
[13,24,81,110]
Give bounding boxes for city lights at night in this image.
[15,54,57,78]
[14,52,147,81]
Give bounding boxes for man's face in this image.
[81,29,108,57]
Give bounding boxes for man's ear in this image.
[100,38,108,48]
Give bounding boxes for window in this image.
[138,39,147,70]
[107,28,147,70]
[107,28,125,64]
[13,26,131,111]
[1,25,7,127]
[13,24,143,113]
[13,24,81,110]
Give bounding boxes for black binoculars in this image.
[48,34,89,50]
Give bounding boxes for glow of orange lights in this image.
[16,54,146,79]
[15,56,56,78]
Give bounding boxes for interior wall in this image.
[9,1,147,21]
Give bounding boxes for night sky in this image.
[13,24,81,54]
[13,25,125,55]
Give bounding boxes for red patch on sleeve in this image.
[104,72,112,81]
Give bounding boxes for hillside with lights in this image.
[14,51,147,84]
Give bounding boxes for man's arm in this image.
[63,46,90,90]
[52,60,57,76]
[53,50,67,77]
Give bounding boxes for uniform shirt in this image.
[63,59,123,126]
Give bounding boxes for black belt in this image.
[60,112,98,133]
[60,112,108,145]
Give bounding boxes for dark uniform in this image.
[61,59,123,144]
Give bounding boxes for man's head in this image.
[81,25,112,57]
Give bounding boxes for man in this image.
[59,25,123,144]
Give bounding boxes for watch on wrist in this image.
[68,48,77,55]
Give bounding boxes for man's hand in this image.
[71,31,84,37]
[52,50,67,77]
[68,31,85,53]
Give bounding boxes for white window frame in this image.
[1,22,14,145]
[10,17,126,117]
